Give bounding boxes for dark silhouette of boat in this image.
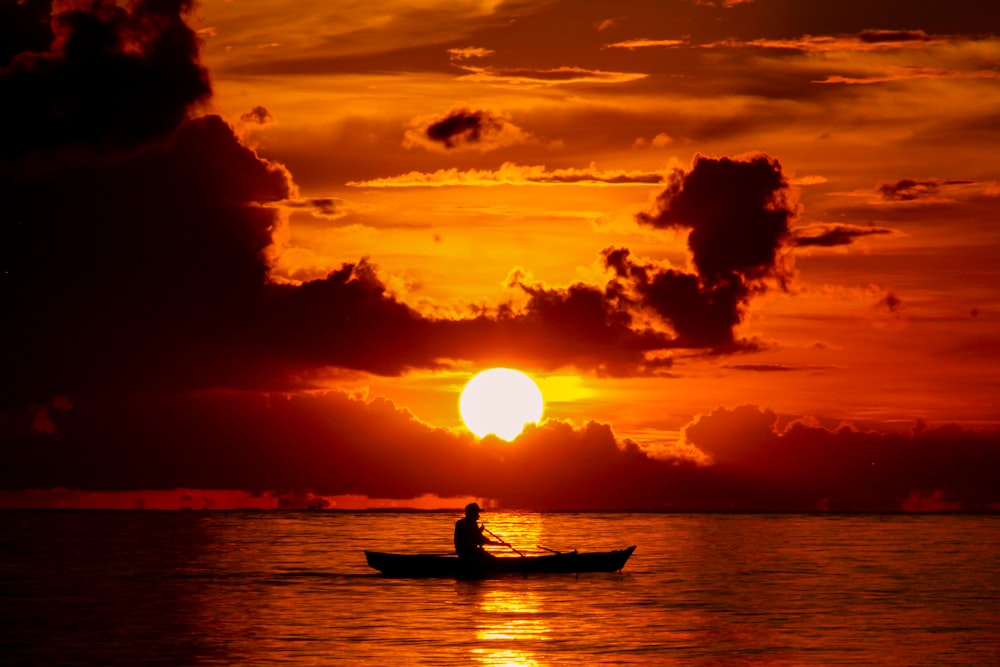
[365,546,636,578]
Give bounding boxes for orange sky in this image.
[2,0,999,511]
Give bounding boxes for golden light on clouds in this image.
[3,0,999,511]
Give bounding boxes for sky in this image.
[2,0,999,511]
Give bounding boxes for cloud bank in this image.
[6,393,998,512]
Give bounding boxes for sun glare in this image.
[460,368,545,441]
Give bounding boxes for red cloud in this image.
[4,393,998,512]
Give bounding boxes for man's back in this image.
[454,516,483,557]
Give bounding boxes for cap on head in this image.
[465,502,482,518]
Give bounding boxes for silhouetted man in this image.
[454,502,497,558]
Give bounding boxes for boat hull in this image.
[364,546,635,578]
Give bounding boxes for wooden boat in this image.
[365,546,635,578]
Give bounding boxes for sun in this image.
[459,368,544,441]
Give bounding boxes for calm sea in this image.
[1,511,998,666]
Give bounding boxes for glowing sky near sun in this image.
[1,0,999,511]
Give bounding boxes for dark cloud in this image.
[682,405,1000,512]
[603,248,754,350]
[369,153,803,360]
[404,106,536,152]
[0,1,442,400]
[268,265,671,378]
[877,178,974,201]
[254,261,667,378]
[622,154,797,349]
[0,0,210,160]
[638,154,795,285]
[481,276,673,375]
[0,0,52,65]
[3,1,996,513]
[426,108,504,148]
[857,29,932,43]
[1,114,292,400]
[0,389,680,508]
[877,291,902,313]
[281,196,340,218]
[6,7,783,401]
[0,4,804,403]
[4,394,998,512]
[793,223,894,247]
[240,105,274,125]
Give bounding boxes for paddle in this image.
[482,525,525,557]
[537,545,578,554]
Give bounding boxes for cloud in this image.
[491,273,674,376]
[5,394,998,512]
[403,106,538,153]
[632,132,675,149]
[0,389,686,509]
[455,64,647,85]
[877,291,902,314]
[818,66,1000,85]
[437,198,805,366]
[605,30,945,53]
[877,178,975,201]
[348,152,802,360]
[0,0,51,64]
[792,223,894,247]
[447,46,494,61]
[683,406,1000,512]
[857,29,934,44]
[348,162,666,187]
[0,1,801,398]
[600,248,756,351]
[0,0,210,160]
[240,105,274,125]
[722,364,820,372]
[278,196,346,220]
[7,1,999,514]
[637,154,796,286]
[604,38,687,50]
[2,113,295,400]
[703,31,951,54]
[599,154,799,350]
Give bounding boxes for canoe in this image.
[365,545,636,578]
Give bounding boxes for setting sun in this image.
[460,368,545,441]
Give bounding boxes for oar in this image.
[482,526,525,557]
[536,545,562,554]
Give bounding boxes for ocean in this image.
[1,510,998,665]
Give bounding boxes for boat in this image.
[364,546,636,578]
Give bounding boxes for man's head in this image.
[464,502,481,519]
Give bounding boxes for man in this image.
[454,502,498,558]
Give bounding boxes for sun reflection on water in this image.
[471,590,548,667]
[480,512,543,556]
[470,647,541,667]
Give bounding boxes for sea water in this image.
[1,510,998,665]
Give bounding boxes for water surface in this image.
[1,511,997,665]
